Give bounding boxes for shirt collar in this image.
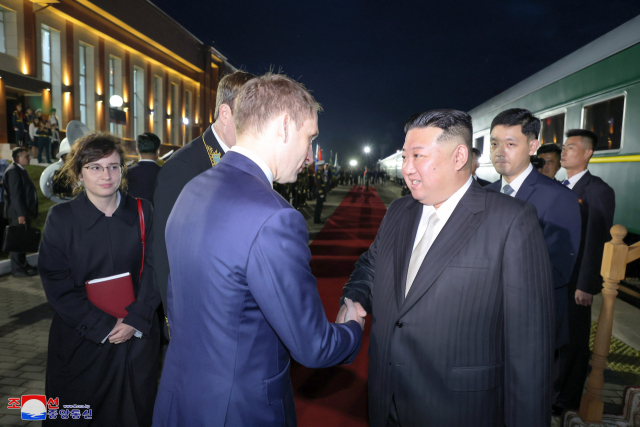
[501,162,533,196]
[423,175,473,222]
[229,146,274,185]
[211,124,230,153]
[566,168,588,189]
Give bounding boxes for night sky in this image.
[150,0,640,166]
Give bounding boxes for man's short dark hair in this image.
[565,129,597,150]
[12,147,27,161]
[490,108,540,140]
[404,109,473,152]
[136,132,161,154]
[537,143,561,161]
[215,70,256,121]
[472,147,482,157]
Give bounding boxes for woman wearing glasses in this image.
[39,133,160,426]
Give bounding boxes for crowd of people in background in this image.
[12,102,60,164]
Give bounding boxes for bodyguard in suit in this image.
[339,109,554,427]
[3,148,38,277]
[126,132,161,204]
[471,147,490,186]
[487,108,580,351]
[152,70,255,335]
[554,129,615,412]
[153,73,363,427]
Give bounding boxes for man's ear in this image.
[279,114,290,144]
[218,104,232,126]
[454,144,469,171]
[529,139,540,156]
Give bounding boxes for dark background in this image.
[151,0,640,166]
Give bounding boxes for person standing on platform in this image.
[39,133,160,426]
[28,116,40,154]
[127,133,161,204]
[554,129,615,413]
[339,109,554,427]
[3,148,38,277]
[486,108,581,357]
[36,121,53,164]
[364,166,369,191]
[153,73,363,427]
[49,108,61,157]
[152,70,255,338]
[12,103,25,147]
[471,147,490,186]
[314,160,326,224]
[537,143,563,181]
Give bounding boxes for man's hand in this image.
[108,318,136,344]
[575,289,593,306]
[18,216,26,225]
[337,298,367,330]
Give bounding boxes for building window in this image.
[42,27,51,82]
[78,44,87,124]
[153,75,163,142]
[540,113,565,145]
[474,136,484,154]
[0,10,5,53]
[583,96,625,151]
[133,66,145,137]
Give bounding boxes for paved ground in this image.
[0,182,637,426]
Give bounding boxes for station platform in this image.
[0,183,638,426]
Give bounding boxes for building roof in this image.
[469,14,640,118]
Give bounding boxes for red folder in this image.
[85,272,136,318]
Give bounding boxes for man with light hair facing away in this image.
[152,70,255,339]
[153,74,364,427]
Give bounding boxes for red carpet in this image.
[292,185,388,427]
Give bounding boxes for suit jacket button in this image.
[395,321,403,328]
[81,325,87,330]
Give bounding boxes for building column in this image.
[63,20,74,125]
[97,37,105,131]
[145,61,151,133]
[23,2,35,76]
[0,78,7,144]
[164,70,170,144]
[124,51,131,139]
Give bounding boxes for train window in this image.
[540,113,565,145]
[474,136,484,154]
[583,96,624,151]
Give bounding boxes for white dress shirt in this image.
[412,176,473,250]
[211,124,230,153]
[564,169,588,189]
[500,163,533,197]
[229,146,274,186]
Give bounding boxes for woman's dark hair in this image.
[60,132,128,194]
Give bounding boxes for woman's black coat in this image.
[39,190,160,427]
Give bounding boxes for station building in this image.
[0,0,236,157]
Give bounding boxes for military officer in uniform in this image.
[152,70,255,338]
[314,160,326,224]
[12,103,25,147]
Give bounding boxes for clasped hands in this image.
[108,318,136,344]
[336,298,367,330]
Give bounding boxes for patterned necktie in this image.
[405,212,439,296]
[502,184,514,196]
[563,179,570,186]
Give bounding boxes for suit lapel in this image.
[514,168,538,202]
[393,200,422,311]
[398,182,486,319]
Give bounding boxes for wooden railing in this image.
[578,225,640,422]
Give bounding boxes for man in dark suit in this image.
[4,148,38,277]
[314,160,326,224]
[486,108,581,353]
[339,109,554,427]
[152,70,255,335]
[554,129,615,412]
[537,143,563,181]
[471,147,490,186]
[153,73,363,427]
[126,132,161,204]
